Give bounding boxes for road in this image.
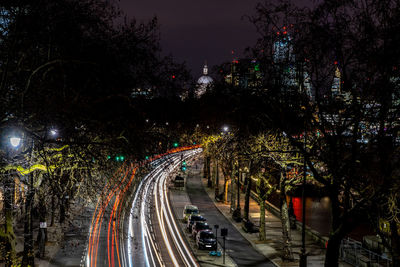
[85,147,200,267]
[186,158,275,267]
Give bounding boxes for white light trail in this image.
[126,149,201,267]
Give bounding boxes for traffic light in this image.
[115,155,125,162]
[145,156,149,160]
[173,142,179,148]
[182,160,187,166]
[181,166,187,172]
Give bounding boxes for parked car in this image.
[196,230,217,250]
[183,204,199,222]
[187,214,206,233]
[191,221,210,239]
[174,175,185,188]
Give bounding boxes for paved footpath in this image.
[169,170,237,267]
[185,159,275,267]
[188,156,351,267]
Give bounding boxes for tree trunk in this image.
[223,178,229,204]
[390,220,400,266]
[244,174,251,221]
[325,192,341,267]
[259,199,266,241]
[3,173,16,267]
[37,193,47,257]
[325,233,341,267]
[230,178,235,212]
[203,156,207,179]
[59,198,65,224]
[215,160,220,200]
[280,172,293,260]
[50,195,55,226]
[206,156,212,187]
[22,173,34,267]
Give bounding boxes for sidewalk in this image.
[184,159,274,266]
[195,156,351,267]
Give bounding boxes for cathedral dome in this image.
[195,63,213,98]
[197,75,213,85]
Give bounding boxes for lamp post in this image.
[21,137,35,267]
[3,135,21,267]
[2,131,25,266]
[300,116,308,267]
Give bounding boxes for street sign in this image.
[221,228,228,264]
[221,228,228,236]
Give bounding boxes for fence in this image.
[340,237,392,267]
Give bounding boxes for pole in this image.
[223,236,226,264]
[215,160,219,199]
[300,125,307,267]
[214,224,219,251]
[236,168,241,211]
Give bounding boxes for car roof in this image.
[184,204,198,210]
[189,214,204,219]
[199,229,214,235]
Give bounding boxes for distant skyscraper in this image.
[273,35,313,100]
[331,66,341,97]
[225,58,262,88]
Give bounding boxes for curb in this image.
[246,186,330,249]
[200,178,280,267]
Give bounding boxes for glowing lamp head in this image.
[10,137,21,148]
[223,126,229,132]
[50,129,57,136]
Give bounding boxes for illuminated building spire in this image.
[203,60,208,75]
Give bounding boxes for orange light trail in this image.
[86,145,201,267]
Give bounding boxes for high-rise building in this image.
[273,34,313,100]
[224,58,262,88]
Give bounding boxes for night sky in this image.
[119,0,260,77]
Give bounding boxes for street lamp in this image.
[9,136,21,148]
[222,126,229,133]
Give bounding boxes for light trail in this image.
[158,151,200,267]
[86,146,201,267]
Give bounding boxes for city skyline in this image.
[119,0,259,74]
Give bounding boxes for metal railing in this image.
[340,237,392,267]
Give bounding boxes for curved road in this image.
[85,147,200,267]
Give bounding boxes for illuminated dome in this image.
[196,63,213,97]
[198,75,213,84]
